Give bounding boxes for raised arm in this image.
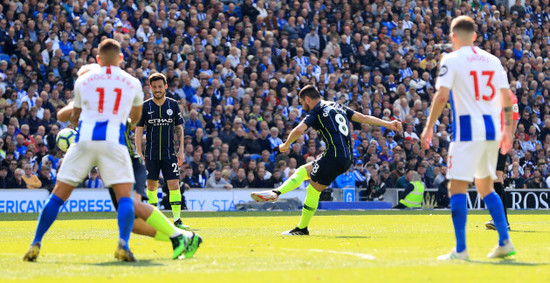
[279,122,308,153]
[351,112,402,131]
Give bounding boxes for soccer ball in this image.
[56,128,77,152]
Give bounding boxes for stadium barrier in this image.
[1,188,548,213]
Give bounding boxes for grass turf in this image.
[1,210,549,282]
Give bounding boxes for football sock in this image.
[146,207,180,238]
[493,182,509,224]
[297,184,321,229]
[169,190,182,221]
[277,165,309,195]
[484,192,510,246]
[154,231,171,242]
[450,194,467,253]
[117,197,135,250]
[147,190,158,206]
[32,194,64,245]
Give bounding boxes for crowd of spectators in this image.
[1,0,550,198]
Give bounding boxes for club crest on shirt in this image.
[438,65,448,77]
[167,109,173,116]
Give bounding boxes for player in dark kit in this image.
[251,85,402,235]
[136,73,189,230]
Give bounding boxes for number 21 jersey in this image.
[436,46,510,142]
[73,65,143,145]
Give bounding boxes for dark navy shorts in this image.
[310,156,353,186]
[145,156,180,181]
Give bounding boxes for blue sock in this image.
[450,194,467,253]
[117,197,134,250]
[484,192,510,246]
[32,194,64,245]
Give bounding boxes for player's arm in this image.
[350,112,402,131]
[135,126,145,159]
[279,122,308,153]
[176,124,184,165]
[420,86,450,149]
[57,102,74,122]
[500,88,514,154]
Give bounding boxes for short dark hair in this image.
[298,85,321,100]
[149,72,167,85]
[98,39,121,57]
[451,16,476,34]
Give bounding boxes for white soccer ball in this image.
[56,128,77,152]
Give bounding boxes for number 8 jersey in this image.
[436,46,510,142]
[303,101,355,160]
[73,65,143,145]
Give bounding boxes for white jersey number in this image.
[335,113,349,136]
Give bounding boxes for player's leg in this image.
[476,177,515,258]
[487,149,509,230]
[436,179,470,260]
[476,141,515,258]
[111,182,136,261]
[438,141,476,261]
[282,180,326,235]
[23,181,75,262]
[251,162,312,202]
[162,158,190,229]
[145,159,160,206]
[24,143,91,262]
[283,158,350,235]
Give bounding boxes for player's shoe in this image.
[485,219,510,231]
[114,241,137,262]
[23,243,41,262]
[170,234,189,259]
[282,227,309,236]
[183,232,203,259]
[251,190,279,202]
[174,219,191,230]
[437,249,470,261]
[487,241,516,259]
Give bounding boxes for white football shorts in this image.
[446,140,499,182]
[57,140,134,187]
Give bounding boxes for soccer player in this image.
[485,90,519,231]
[51,65,202,260]
[251,85,401,235]
[420,16,515,260]
[24,39,142,262]
[135,73,189,230]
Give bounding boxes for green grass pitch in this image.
[1,210,549,282]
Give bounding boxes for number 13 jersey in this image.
[73,65,143,145]
[303,101,355,160]
[436,46,510,142]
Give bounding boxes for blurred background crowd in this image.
[1,0,550,198]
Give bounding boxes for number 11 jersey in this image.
[73,65,143,145]
[436,46,510,142]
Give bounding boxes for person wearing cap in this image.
[352,159,369,187]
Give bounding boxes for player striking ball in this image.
[135,73,189,230]
[24,39,142,262]
[420,16,515,260]
[251,85,401,235]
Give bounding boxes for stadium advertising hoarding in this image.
[0,189,306,213]
[0,189,115,213]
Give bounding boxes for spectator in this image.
[231,168,248,188]
[22,164,41,189]
[333,167,356,189]
[206,169,232,189]
[9,168,27,188]
[83,167,104,189]
[0,166,10,188]
[181,165,200,190]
